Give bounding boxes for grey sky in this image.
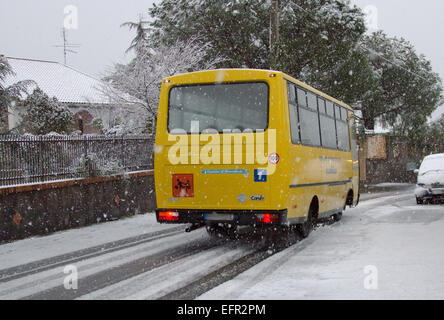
[1,0,443,117]
[0,0,156,77]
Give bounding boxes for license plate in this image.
[203,213,234,221]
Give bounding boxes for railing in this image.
[0,135,155,187]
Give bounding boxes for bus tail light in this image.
[158,211,179,222]
[257,213,280,224]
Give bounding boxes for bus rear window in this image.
[168,82,269,133]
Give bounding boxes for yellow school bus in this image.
[154,69,359,238]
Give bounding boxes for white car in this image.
[414,153,444,204]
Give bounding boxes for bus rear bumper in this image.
[156,209,288,226]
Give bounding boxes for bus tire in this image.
[346,190,354,207]
[297,201,317,238]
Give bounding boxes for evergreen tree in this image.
[406,115,444,156]
[360,31,443,131]
[147,0,370,104]
[144,0,443,134]
[21,88,73,135]
[121,17,150,53]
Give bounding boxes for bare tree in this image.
[100,37,223,134]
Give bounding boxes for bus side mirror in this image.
[414,169,419,175]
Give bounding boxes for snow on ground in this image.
[2,187,443,300]
[198,193,444,300]
[370,182,414,187]
[0,230,208,300]
[0,212,176,270]
[359,188,414,201]
[76,240,252,300]
[0,187,409,271]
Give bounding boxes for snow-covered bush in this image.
[21,88,73,135]
[79,152,123,178]
[78,153,98,177]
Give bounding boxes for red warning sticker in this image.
[172,174,194,198]
[268,153,280,165]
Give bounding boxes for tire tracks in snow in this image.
[157,230,304,300]
[1,191,417,300]
[164,193,418,300]
[0,225,186,283]
[22,236,223,300]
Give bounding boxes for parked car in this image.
[414,153,444,204]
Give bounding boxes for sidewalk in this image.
[359,183,415,201]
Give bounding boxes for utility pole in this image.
[270,0,280,67]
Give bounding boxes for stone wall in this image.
[362,135,419,185]
[0,170,156,242]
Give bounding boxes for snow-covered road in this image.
[0,187,443,300]
[200,192,444,300]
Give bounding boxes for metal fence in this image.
[0,135,155,187]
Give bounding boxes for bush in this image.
[22,88,73,135]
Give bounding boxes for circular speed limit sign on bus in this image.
[268,153,280,165]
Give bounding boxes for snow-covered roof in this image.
[4,57,112,105]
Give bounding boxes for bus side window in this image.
[287,82,300,144]
[350,115,358,162]
[336,106,351,152]
[318,97,326,114]
[335,104,341,120]
[307,92,317,111]
[298,88,321,147]
[326,100,334,117]
[319,98,336,149]
[297,88,307,108]
[341,107,348,121]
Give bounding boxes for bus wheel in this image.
[297,203,317,238]
[346,190,354,207]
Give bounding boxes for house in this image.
[356,107,444,186]
[2,56,140,134]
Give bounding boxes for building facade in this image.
[3,57,140,134]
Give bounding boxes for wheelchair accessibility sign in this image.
[254,169,267,182]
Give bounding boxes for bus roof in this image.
[164,69,354,112]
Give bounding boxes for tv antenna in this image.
[53,28,80,65]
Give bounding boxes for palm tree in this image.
[0,56,34,132]
[121,16,150,53]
